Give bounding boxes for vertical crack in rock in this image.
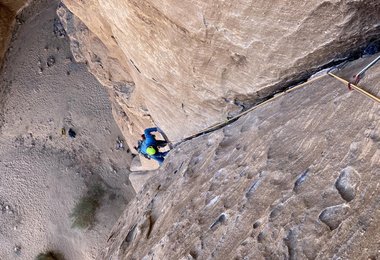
[210,213,227,231]
[62,0,380,143]
[293,169,309,192]
[245,179,261,198]
[284,229,297,260]
[120,224,137,251]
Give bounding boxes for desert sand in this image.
[0,0,135,259]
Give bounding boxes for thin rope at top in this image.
[328,72,380,103]
[172,73,328,145]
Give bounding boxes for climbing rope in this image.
[171,58,380,147]
[352,54,380,84]
[172,73,328,146]
[328,72,380,103]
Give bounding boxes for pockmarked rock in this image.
[335,166,361,202]
[98,60,380,259]
[319,204,350,231]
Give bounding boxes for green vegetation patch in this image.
[70,184,105,229]
[35,251,64,260]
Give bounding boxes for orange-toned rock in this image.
[62,0,380,145]
[99,57,380,259]
[0,0,29,13]
[0,0,30,65]
[0,4,13,65]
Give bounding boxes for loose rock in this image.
[335,167,360,202]
[14,245,21,255]
[68,128,76,138]
[53,18,66,38]
[47,56,55,67]
[319,204,350,230]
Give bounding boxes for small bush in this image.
[70,184,105,229]
[35,251,63,260]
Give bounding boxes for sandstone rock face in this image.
[99,57,380,259]
[62,0,380,144]
[0,4,14,64]
[0,0,29,13]
[56,5,153,151]
[0,0,29,65]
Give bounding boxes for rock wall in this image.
[56,5,152,151]
[62,0,380,145]
[0,0,30,13]
[58,2,380,256]
[0,4,14,65]
[0,0,30,65]
[99,57,380,259]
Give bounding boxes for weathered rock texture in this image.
[99,58,380,259]
[0,0,29,13]
[0,0,29,64]
[62,0,380,144]
[56,5,148,151]
[0,4,14,64]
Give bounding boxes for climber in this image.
[135,127,169,165]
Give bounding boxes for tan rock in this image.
[0,0,30,65]
[98,57,380,259]
[0,0,30,13]
[62,0,380,144]
[57,4,153,150]
[0,5,14,65]
[128,170,156,194]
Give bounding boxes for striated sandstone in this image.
[99,57,380,259]
[62,0,380,144]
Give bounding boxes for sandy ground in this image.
[0,0,135,259]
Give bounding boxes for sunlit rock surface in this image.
[62,0,380,144]
[99,58,380,259]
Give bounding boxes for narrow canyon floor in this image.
[0,0,135,259]
[1,0,380,259]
